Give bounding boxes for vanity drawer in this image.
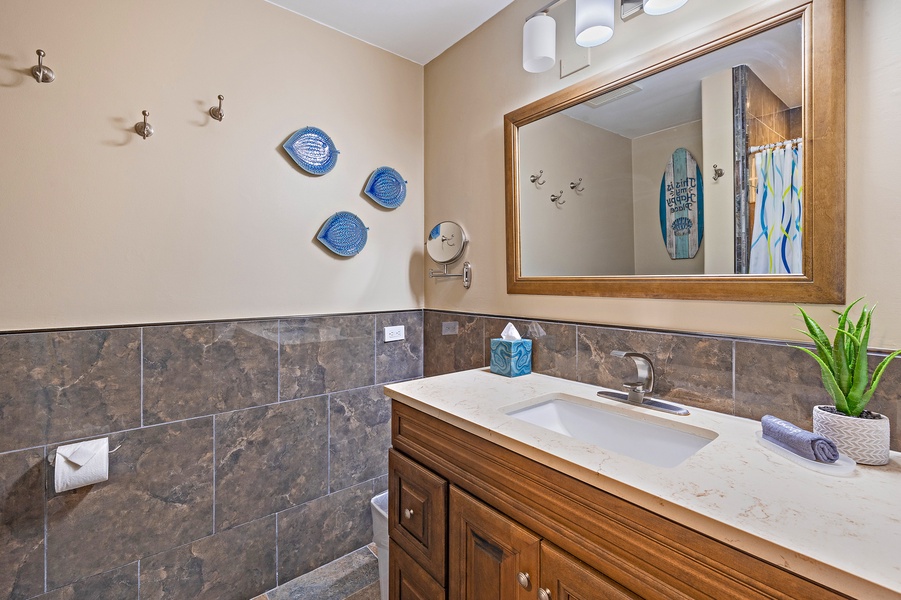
[389,448,448,584]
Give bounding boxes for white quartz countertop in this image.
[385,369,901,600]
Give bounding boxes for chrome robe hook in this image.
[32,49,55,83]
[209,95,225,121]
[550,190,565,205]
[569,178,585,192]
[530,170,546,185]
[135,110,154,139]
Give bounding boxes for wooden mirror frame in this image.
[505,0,845,303]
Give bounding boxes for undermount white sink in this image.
[504,393,717,468]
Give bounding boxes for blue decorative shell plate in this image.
[283,127,339,175]
[317,211,368,257]
[489,339,532,378]
[364,166,407,208]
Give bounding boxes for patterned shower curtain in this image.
[749,143,803,274]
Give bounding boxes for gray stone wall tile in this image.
[423,312,484,376]
[864,352,901,451]
[280,316,375,401]
[215,397,329,531]
[376,311,423,384]
[735,342,901,450]
[140,516,276,600]
[34,563,138,600]
[0,449,45,600]
[329,387,391,491]
[277,482,373,583]
[0,329,141,453]
[143,321,279,425]
[484,317,578,381]
[577,327,734,414]
[46,419,214,588]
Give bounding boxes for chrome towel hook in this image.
[134,110,154,139]
[569,178,585,192]
[209,95,225,121]
[550,190,565,205]
[530,170,546,186]
[712,164,725,181]
[32,49,55,83]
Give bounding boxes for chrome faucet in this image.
[610,351,655,404]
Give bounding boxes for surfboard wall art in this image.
[659,147,704,260]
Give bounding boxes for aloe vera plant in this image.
[793,299,901,417]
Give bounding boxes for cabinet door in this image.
[389,449,448,584]
[390,540,446,600]
[449,486,541,600]
[540,543,640,600]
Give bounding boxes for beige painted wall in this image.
[702,69,738,274]
[519,113,634,276]
[631,120,704,275]
[0,0,424,331]
[424,0,901,348]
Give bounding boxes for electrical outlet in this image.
[442,321,459,335]
[384,325,405,342]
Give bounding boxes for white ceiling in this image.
[265,0,517,65]
[562,20,803,139]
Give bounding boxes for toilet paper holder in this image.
[47,442,121,465]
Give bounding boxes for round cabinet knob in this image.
[538,588,552,600]
[403,508,414,519]
[516,572,531,589]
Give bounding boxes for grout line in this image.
[575,325,580,382]
[137,560,141,598]
[140,328,144,427]
[43,445,48,594]
[732,341,737,415]
[373,317,378,386]
[326,394,331,495]
[277,320,281,403]
[212,415,217,534]
[275,515,280,587]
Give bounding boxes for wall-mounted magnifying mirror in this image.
[427,221,472,288]
[504,0,845,303]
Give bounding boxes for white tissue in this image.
[501,323,522,341]
[54,438,109,493]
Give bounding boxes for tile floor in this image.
[253,544,381,600]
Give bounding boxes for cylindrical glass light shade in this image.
[642,0,689,16]
[523,13,556,73]
[575,0,614,48]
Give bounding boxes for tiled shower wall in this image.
[423,310,901,452]
[0,311,422,600]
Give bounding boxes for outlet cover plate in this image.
[442,321,459,335]
[384,325,405,342]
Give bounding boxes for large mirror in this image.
[505,0,845,303]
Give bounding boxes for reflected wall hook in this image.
[569,178,585,192]
[134,110,154,139]
[550,190,565,205]
[209,95,225,121]
[32,49,55,83]
[712,164,724,181]
[530,170,546,185]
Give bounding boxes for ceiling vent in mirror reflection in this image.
[585,83,642,108]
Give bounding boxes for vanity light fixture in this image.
[642,0,689,16]
[523,0,689,72]
[523,12,556,73]
[575,0,615,47]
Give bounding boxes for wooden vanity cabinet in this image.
[389,401,851,600]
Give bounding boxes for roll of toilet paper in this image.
[54,437,109,493]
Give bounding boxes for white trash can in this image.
[370,491,389,600]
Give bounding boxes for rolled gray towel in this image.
[761,415,839,463]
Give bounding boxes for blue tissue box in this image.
[490,339,532,377]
